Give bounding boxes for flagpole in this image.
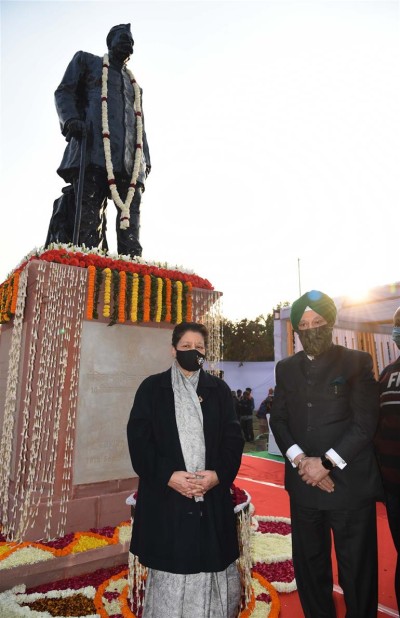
[298,258,301,296]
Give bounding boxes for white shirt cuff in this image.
[286,444,304,468]
[326,448,347,469]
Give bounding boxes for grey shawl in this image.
[171,360,205,501]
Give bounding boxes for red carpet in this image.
[237,454,399,617]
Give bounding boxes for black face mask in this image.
[297,324,333,357]
[176,349,206,372]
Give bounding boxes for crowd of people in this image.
[126,291,400,618]
[232,387,275,443]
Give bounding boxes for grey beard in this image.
[298,325,333,356]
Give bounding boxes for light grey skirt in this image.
[142,562,242,618]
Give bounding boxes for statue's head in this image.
[107,24,134,62]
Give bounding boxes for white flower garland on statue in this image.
[101,54,143,230]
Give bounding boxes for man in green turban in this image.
[270,290,383,618]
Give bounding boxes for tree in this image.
[222,303,289,361]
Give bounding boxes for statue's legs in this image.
[45,185,76,246]
[73,169,109,251]
[114,177,143,258]
[47,169,143,255]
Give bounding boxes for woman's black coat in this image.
[127,368,244,574]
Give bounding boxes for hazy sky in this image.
[1,0,399,320]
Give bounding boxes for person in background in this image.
[236,389,243,401]
[270,289,383,618]
[375,305,400,612]
[231,390,240,421]
[256,388,274,435]
[245,387,255,412]
[265,387,274,414]
[127,322,244,618]
[238,390,254,442]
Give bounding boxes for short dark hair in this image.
[172,322,209,349]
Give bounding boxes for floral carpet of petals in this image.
[251,516,296,594]
[0,515,295,617]
[0,523,132,571]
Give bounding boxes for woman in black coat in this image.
[127,322,244,618]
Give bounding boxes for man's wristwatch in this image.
[320,455,334,470]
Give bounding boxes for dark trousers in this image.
[240,417,254,442]
[46,168,143,257]
[385,489,400,611]
[290,500,378,618]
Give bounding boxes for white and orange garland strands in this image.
[101,53,144,230]
[0,263,87,542]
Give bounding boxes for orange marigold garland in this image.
[238,572,280,618]
[10,272,20,316]
[0,283,5,322]
[94,568,134,618]
[119,581,135,618]
[142,274,151,322]
[1,282,10,323]
[12,246,214,290]
[239,587,256,618]
[0,273,20,323]
[185,281,193,322]
[118,271,127,323]
[0,278,13,323]
[86,265,96,320]
[254,572,281,618]
[0,249,214,326]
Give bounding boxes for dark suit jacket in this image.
[127,368,244,574]
[270,345,383,509]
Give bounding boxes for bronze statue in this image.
[46,23,151,257]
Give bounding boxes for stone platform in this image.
[0,254,221,589]
[0,260,176,542]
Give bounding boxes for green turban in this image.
[290,290,337,331]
